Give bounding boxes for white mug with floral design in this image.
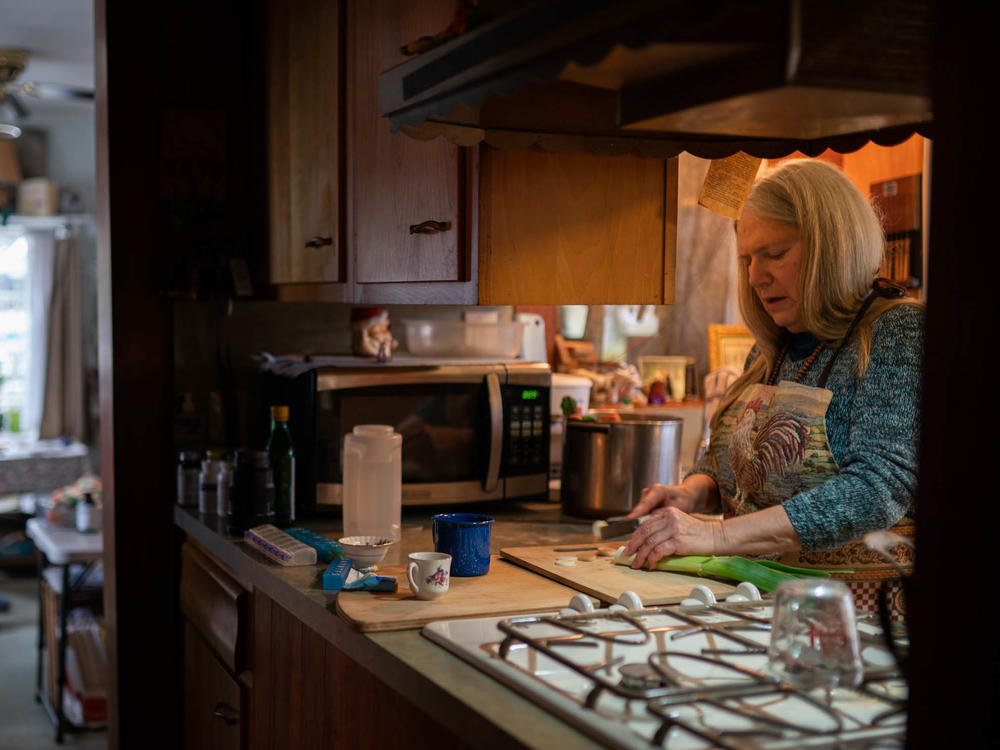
[407,552,451,601]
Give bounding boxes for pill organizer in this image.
[284,527,344,563]
[245,525,317,566]
[322,558,354,591]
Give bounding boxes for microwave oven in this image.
[273,361,551,514]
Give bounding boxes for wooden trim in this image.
[662,156,679,305]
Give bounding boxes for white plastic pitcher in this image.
[342,425,402,541]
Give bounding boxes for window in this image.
[0,230,29,436]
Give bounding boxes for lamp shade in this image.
[0,140,21,182]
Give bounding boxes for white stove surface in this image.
[423,595,907,750]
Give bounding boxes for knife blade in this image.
[592,515,650,540]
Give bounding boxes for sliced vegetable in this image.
[612,551,848,593]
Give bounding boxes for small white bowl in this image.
[338,536,394,569]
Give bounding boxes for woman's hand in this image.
[626,473,719,520]
[625,504,803,569]
[623,508,722,569]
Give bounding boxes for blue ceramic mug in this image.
[432,513,494,576]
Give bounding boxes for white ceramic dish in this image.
[338,535,394,569]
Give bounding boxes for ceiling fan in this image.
[0,47,94,138]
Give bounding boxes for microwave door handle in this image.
[483,372,502,493]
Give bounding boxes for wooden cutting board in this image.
[336,556,594,632]
[500,545,736,605]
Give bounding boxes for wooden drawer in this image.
[180,541,247,674]
[184,622,243,750]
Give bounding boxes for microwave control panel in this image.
[502,385,550,475]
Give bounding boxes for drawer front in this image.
[184,623,243,750]
[180,541,247,674]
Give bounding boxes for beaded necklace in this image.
[766,338,825,386]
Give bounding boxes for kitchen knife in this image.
[592,515,650,540]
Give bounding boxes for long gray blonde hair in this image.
[713,158,919,429]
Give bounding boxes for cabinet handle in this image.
[213,702,239,726]
[304,236,333,248]
[408,220,451,235]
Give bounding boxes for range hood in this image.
[378,0,932,158]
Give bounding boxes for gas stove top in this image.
[423,590,907,749]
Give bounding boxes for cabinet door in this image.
[479,147,677,304]
[350,0,468,285]
[267,0,343,284]
[184,622,243,750]
[251,589,467,748]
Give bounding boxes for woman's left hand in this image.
[623,508,723,569]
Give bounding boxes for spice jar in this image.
[198,449,227,515]
[177,450,203,507]
[216,459,234,517]
[227,449,274,533]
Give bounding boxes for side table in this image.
[25,518,104,743]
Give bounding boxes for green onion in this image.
[613,551,848,593]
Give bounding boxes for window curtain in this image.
[37,228,86,442]
[24,229,55,437]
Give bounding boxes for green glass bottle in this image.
[266,405,296,527]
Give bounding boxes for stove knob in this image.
[681,585,717,606]
[725,581,763,602]
[615,591,643,611]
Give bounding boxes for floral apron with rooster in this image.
[708,378,914,621]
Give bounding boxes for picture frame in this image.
[707,324,755,373]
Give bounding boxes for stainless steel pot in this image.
[560,413,683,519]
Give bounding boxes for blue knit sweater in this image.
[693,304,924,551]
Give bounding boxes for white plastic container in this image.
[549,373,594,479]
[342,425,402,542]
[403,319,525,358]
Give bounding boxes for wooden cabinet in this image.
[271,0,476,303]
[184,623,244,750]
[180,541,249,749]
[478,147,677,304]
[348,0,475,302]
[267,0,345,286]
[265,0,680,305]
[250,589,468,749]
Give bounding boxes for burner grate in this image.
[491,600,907,749]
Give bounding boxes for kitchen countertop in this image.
[174,501,609,750]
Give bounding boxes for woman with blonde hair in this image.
[625,158,923,616]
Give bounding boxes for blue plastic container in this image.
[432,513,494,576]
